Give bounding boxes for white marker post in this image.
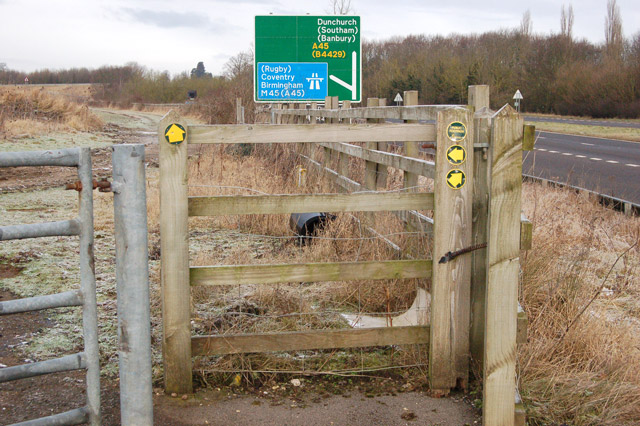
[513,89,523,112]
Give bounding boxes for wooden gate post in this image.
[159,111,193,394]
[364,98,380,191]
[468,85,491,368]
[430,107,474,392]
[483,104,523,425]
[403,90,419,191]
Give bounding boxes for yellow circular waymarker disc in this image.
[164,123,186,144]
[446,169,466,189]
[446,121,467,142]
[446,145,466,165]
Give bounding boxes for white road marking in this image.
[606,160,619,164]
[549,150,559,153]
[626,163,640,168]
[581,143,595,146]
[536,148,547,151]
[562,152,573,156]
[590,158,602,161]
[576,155,586,158]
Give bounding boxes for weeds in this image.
[0,89,103,138]
[520,182,640,425]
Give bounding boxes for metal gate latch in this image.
[438,242,487,264]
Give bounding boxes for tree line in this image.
[2,5,638,119]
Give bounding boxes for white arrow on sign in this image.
[394,93,403,103]
[513,89,523,100]
[329,51,357,101]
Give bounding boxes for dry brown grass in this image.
[145,143,432,383]
[0,89,103,137]
[520,182,640,425]
[145,134,640,424]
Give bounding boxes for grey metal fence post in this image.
[78,147,101,426]
[112,144,153,425]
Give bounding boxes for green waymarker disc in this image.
[447,121,467,142]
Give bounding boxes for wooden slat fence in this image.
[160,84,531,426]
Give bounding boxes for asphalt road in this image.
[524,115,640,129]
[523,131,640,204]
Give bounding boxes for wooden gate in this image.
[159,85,531,425]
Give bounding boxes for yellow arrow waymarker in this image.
[446,170,466,189]
[164,123,186,144]
[446,145,466,165]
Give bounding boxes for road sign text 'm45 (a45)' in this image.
[255,15,361,102]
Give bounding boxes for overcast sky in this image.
[1,0,639,76]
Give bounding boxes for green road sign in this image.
[255,15,361,103]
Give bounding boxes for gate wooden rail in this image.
[160,85,531,426]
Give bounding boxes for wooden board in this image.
[365,98,381,193]
[158,110,193,394]
[190,259,432,286]
[274,105,460,122]
[301,154,435,234]
[430,107,474,392]
[470,107,493,368]
[188,192,434,216]
[317,142,435,178]
[192,326,430,356]
[483,104,524,425]
[520,214,533,250]
[517,303,528,344]
[403,91,420,194]
[188,123,435,145]
[468,85,490,111]
[523,125,536,151]
[515,387,526,426]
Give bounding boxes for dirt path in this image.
[154,388,480,426]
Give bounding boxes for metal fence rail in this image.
[0,147,101,426]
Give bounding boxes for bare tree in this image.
[520,10,533,37]
[327,0,353,15]
[561,4,574,39]
[605,0,623,58]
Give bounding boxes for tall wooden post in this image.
[483,105,523,425]
[339,101,351,179]
[430,107,474,393]
[469,85,491,368]
[364,98,380,191]
[468,85,490,111]
[403,90,419,192]
[159,111,193,394]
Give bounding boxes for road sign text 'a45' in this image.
[254,15,361,103]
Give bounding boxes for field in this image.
[1,86,639,425]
